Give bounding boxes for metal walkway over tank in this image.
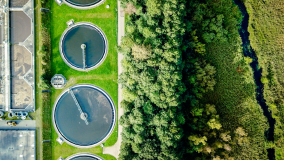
[68,88,89,125]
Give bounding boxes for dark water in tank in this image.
[54,86,114,146]
[66,0,101,6]
[62,25,105,69]
[71,156,99,160]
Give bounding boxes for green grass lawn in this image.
[48,1,118,159]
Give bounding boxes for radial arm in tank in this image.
[81,44,86,70]
[69,88,89,125]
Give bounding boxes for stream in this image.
[234,0,276,159]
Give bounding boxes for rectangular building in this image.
[0,130,35,160]
[0,0,35,112]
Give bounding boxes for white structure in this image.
[66,19,74,27]
[56,137,64,145]
[55,0,63,6]
[51,74,67,89]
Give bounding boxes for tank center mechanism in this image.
[81,44,87,70]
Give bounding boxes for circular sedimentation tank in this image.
[65,153,103,160]
[60,22,108,71]
[64,0,106,9]
[52,84,116,148]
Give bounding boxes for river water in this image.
[234,0,275,159]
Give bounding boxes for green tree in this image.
[188,135,207,146]
[146,0,162,16]
[207,118,222,130]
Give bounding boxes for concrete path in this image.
[0,120,36,130]
[103,0,125,159]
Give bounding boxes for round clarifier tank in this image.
[64,0,106,9]
[60,22,108,71]
[52,84,116,148]
[66,153,104,160]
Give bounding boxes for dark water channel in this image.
[234,0,275,159]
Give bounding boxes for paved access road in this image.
[0,120,35,130]
[103,0,125,159]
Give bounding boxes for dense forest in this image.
[118,0,270,159]
[244,0,284,159]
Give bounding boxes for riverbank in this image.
[234,0,276,159]
[240,0,284,159]
[194,0,269,159]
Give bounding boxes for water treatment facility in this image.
[0,0,121,159]
[1,0,279,159]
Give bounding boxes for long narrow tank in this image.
[52,84,116,148]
